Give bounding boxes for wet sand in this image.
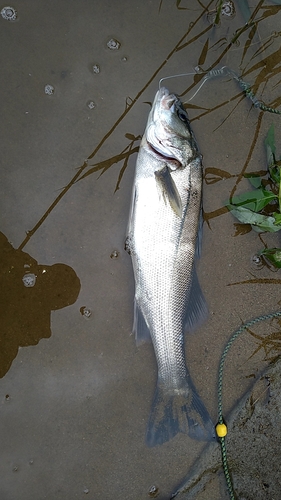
[1,1,281,499]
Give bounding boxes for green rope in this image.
[217,310,281,499]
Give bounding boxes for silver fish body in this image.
[127,87,214,446]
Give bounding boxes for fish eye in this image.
[177,109,188,122]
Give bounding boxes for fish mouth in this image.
[156,87,178,112]
[161,93,178,111]
[158,86,176,102]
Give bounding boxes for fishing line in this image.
[159,67,232,101]
[159,72,198,89]
[186,66,231,101]
[216,309,281,499]
[186,65,281,112]
[159,66,281,114]
[158,68,229,98]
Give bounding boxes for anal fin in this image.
[133,300,151,345]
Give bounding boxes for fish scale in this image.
[127,87,214,446]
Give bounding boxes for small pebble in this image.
[44,84,55,95]
[251,253,264,270]
[92,64,100,74]
[148,485,159,498]
[87,100,96,110]
[22,273,36,287]
[221,1,235,18]
[107,38,121,50]
[1,6,17,21]
[80,306,92,319]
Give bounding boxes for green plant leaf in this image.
[265,123,276,168]
[261,248,281,268]
[230,188,277,211]
[278,168,281,213]
[246,175,262,188]
[269,164,280,184]
[273,212,281,224]
[227,205,281,233]
[244,170,267,186]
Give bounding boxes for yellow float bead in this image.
[216,423,227,437]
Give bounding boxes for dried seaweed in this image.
[246,322,281,361]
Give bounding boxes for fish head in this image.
[145,87,196,166]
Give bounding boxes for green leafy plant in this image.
[227,124,281,268]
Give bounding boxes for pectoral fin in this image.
[155,165,182,217]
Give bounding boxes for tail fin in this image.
[146,379,215,447]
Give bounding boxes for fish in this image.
[126,87,214,447]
